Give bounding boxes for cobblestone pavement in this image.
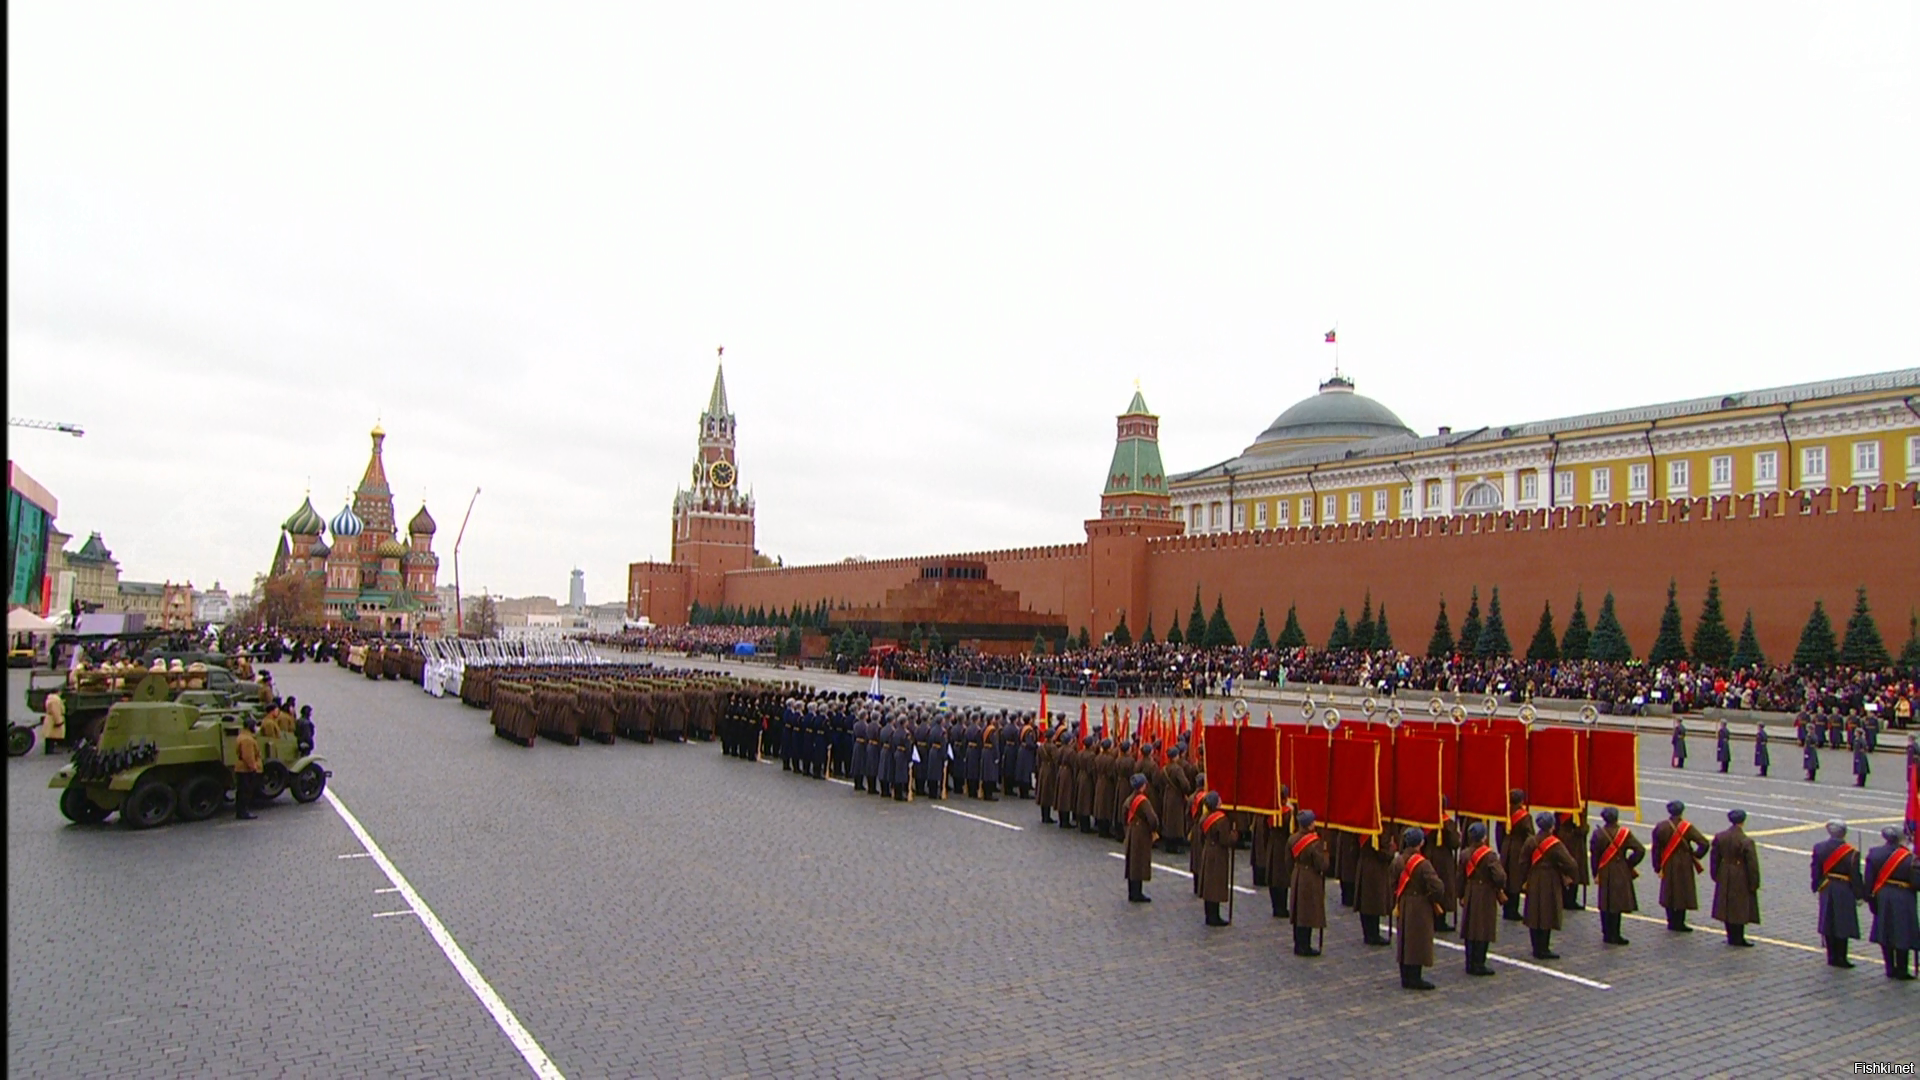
[8,664,1915,1079]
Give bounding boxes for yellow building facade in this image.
[1170,369,1920,532]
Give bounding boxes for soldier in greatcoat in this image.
[1754,722,1770,777]
[1458,821,1507,976]
[1865,826,1918,980]
[1355,829,1397,947]
[1711,808,1761,947]
[1496,789,1533,922]
[1651,800,1710,932]
[1811,820,1864,968]
[1287,810,1329,956]
[1035,725,1057,823]
[1588,806,1645,945]
[1160,744,1193,853]
[1197,792,1237,927]
[1391,826,1445,991]
[1123,774,1160,904]
[1715,720,1731,773]
[1521,811,1579,960]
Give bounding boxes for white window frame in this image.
[1802,446,1827,484]
[1323,494,1337,523]
[1346,492,1361,521]
[1232,503,1246,530]
[1667,459,1689,496]
[1908,435,1920,477]
[1627,463,1648,497]
[1519,472,1538,503]
[1276,499,1291,525]
[1709,455,1732,490]
[1554,470,1574,502]
[1852,440,1879,481]
[1253,501,1267,529]
[1300,497,1314,526]
[1400,487,1414,515]
[1752,451,1777,488]
[1423,480,1441,510]
[1210,502,1223,530]
[1591,467,1611,501]
[1373,489,1388,519]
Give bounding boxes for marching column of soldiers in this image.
[721,695,1920,989]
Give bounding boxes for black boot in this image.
[1080,818,1094,834]
[1059,814,1074,830]
[1401,963,1434,990]
[1729,924,1752,947]
[1362,915,1388,946]
[1531,928,1558,960]
[1502,896,1522,922]
[1340,883,1355,908]
[1667,909,1692,932]
[1253,866,1269,888]
[1270,885,1288,919]
[1205,902,1229,927]
[1294,926,1317,956]
[1467,941,1495,976]
[1128,880,1150,904]
[1827,937,1853,968]
[1563,885,1584,911]
[1041,808,1054,824]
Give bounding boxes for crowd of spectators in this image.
[591,625,783,657]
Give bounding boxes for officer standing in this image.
[1497,789,1532,923]
[1804,735,1821,782]
[1711,808,1761,947]
[1123,774,1160,903]
[1458,821,1507,976]
[1865,826,1917,980]
[1589,806,1645,945]
[1652,800,1709,932]
[1390,826,1444,991]
[851,709,871,793]
[1197,792,1237,927]
[1754,722,1771,777]
[1852,731,1872,789]
[294,705,316,756]
[233,718,263,821]
[1670,719,1688,769]
[1811,820,1864,968]
[1287,810,1328,956]
[1715,721,1731,774]
[1521,810,1578,960]
[1355,829,1396,947]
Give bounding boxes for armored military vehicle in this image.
[50,675,329,828]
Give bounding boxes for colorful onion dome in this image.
[283,497,326,537]
[408,503,437,536]
[308,537,331,559]
[330,502,364,538]
[376,537,408,559]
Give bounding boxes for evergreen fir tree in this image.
[1458,588,1483,657]
[1277,604,1307,649]
[1898,610,1920,669]
[1140,613,1157,646]
[1526,601,1559,661]
[1588,592,1633,662]
[1186,589,1208,648]
[1477,588,1512,658]
[1559,592,1590,660]
[1249,609,1272,652]
[1689,574,1734,666]
[1110,613,1132,646]
[1793,601,1836,667]
[1352,592,1376,652]
[1838,587,1890,668]
[1166,616,1185,646]
[1374,605,1394,653]
[1327,609,1352,651]
[1648,579,1688,665]
[1030,631,1044,656]
[1205,596,1237,648]
[1426,599,1455,659]
[1077,626,1091,650]
[1729,611,1765,669]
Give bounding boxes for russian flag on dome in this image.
[1324,329,1336,343]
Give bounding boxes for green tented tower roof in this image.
[1104,390,1167,498]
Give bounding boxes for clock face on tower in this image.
[708,460,736,489]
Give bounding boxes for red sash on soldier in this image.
[1596,826,1631,871]
[1395,853,1427,901]
[1126,792,1150,826]
[1658,820,1693,872]
[1820,843,1856,878]
[1872,847,1913,894]
[1510,808,1528,829]
[1200,810,1227,835]
[1530,835,1562,866]
[1464,845,1492,880]
[1290,831,1319,859]
[1190,791,1208,820]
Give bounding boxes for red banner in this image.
[1391,736,1446,828]
[1527,726,1584,812]
[1287,730,1332,820]
[1456,731,1512,820]
[1234,726,1283,814]
[1202,724,1239,806]
[1326,738,1382,835]
[1395,720,1460,806]
[1587,729,1639,811]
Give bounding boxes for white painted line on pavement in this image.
[337,852,373,859]
[372,909,419,919]
[1621,912,1821,954]
[325,790,566,1080]
[1105,852,1257,894]
[1431,939,1612,990]
[935,805,1024,831]
[375,886,401,894]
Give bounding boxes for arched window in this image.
[1459,481,1503,511]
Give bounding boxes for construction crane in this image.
[9,417,85,437]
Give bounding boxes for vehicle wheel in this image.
[8,724,36,757]
[290,764,327,803]
[59,783,111,824]
[257,766,288,801]
[175,773,225,822]
[120,777,177,829]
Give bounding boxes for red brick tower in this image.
[631,359,757,623]
[1085,388,1184,638]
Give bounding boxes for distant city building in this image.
[492,595,562,628]
[569,568,586,611]
[62,532,121,615]
[194,582,234,625]
[6,461,59,615]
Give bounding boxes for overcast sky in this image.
[9,3,1916,603]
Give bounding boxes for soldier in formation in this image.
[1811,820,1864,968]
[1710,809,1761,947]
[1652,800,1710,933]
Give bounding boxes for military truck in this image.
[49,675,329,829]
[23,661,268,750]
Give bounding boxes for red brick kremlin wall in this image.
[719,484,1918,656]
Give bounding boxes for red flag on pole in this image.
[1038,683,1048,726]
[1077,702,1088,743]
[1906,759,1918,837]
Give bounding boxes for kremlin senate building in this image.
[629,362,1920,659]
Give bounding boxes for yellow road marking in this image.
[1744,816,1904,838]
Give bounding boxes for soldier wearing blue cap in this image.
[1865,826,1918,980]
[1458,821,1506,976]
[1287,810,1329,956]
[1852,737,1871,789]
[1123,773,1160,903]
[1653,800,1709,932]
[1803,735,1821,783]
[1390,826,1444,990]
[1811,821,1864,968]
[1711,809,1761,947]
[1670,719,1688,770]
[1590,806,1645,945]
[1715,721,1731,774]
[1521,810,1579,960]
[1754,722,1770,777]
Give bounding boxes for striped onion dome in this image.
[330,502,364,538]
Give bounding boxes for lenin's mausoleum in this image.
[631,365,1920,658]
